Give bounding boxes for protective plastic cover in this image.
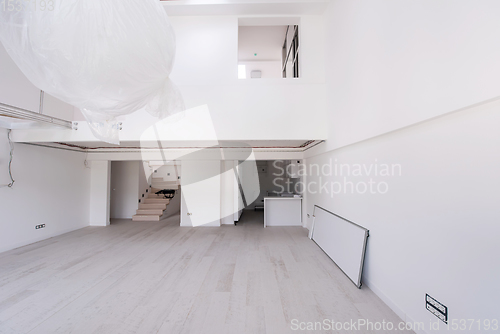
[0,0,184,144]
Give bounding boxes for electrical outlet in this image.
[426,294,447,323]
[35,224,45,230]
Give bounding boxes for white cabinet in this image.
[264,197,302,227]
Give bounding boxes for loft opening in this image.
[237,17,300,79]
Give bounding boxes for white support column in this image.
[301,158,309,229]
[89,161,111,226]
[220,160,235,225]
[233,160,243,222]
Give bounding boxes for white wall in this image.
[162,187,182,219]
[153,164,181,182]
[238,158,260,209]
[317,0,500,153]
[301,1,500,331]
[0,44,40,113]
[300,1,500,328]
[0,129,90,253]
[304,99,500,332]
[138,162,150,199]
[118,14,327,141]
[251,161,270,209]
[110,161,139,219]
[89,161,111,226]
[238,25,286,62]
[163,15,327,141]
[169,15,327,84]
[239,61,282,79]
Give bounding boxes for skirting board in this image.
[0,224,88,254]
[363,277,427,334]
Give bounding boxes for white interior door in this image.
[181,160,221,227]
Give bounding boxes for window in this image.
[282,25,299,78]
[238,64,247,79]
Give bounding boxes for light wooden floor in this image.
[0,211,413,334]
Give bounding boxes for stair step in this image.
[151,182,180,190]
[136,209,164,215]
[148,193,176,199]
[148,193,170,198]
[132,215,161,222]
[151,186,179,191]
[151,187,178,193]
[139,203,167,210]
[143,198,169,204]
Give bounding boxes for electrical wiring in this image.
[1,129,15,188]
[84,151,91,169]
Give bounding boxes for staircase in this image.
[132,192,171,221]
[132,165,180,222]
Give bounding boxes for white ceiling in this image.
[161,0,330,16]
[238,26,287,62]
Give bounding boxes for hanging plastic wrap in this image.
[0,0,184,144]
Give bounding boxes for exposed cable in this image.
[1,129,15,188]
[84,151,90,169]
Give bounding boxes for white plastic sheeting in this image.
[0,0,184,144]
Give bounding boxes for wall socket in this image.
[426,294,448,323]
[35,224,45,230]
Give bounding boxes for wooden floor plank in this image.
[0,212,413,334]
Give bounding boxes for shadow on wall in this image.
[161,187,181,220]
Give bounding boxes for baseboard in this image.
[89,221,110,226]
[362,277,428,334]
[0,224,88,254]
